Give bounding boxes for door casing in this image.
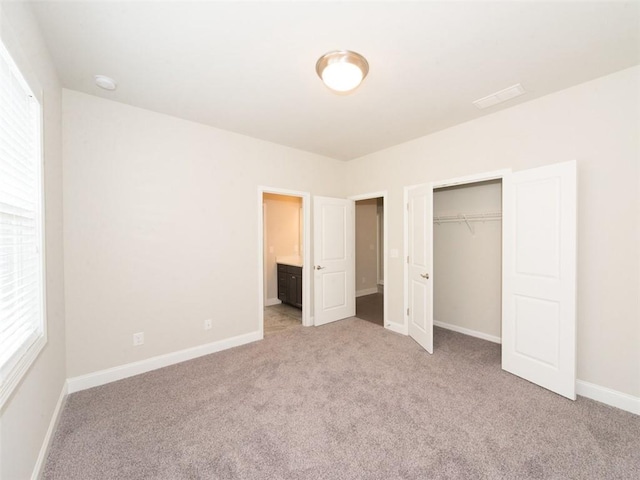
[349,192,389,330]
[258,186,312,337]
[403,169,510,337]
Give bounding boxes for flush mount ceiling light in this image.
[94,75,117,91]
[316,50,369,93]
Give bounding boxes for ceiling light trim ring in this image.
[316,50,369,93]
[94,74,117,91]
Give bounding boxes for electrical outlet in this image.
[204,319,212,330]
[133,332,144,346]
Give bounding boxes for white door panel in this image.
[314,196,355,326]
[321,271,346,310]
[407,185,433,353]
[410,279,428,331]
[321,206,347,260]
[502,160,577,399]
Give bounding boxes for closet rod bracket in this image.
[462,215,475,235]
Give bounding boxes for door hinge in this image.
[407,203,410,211]
[407,255,409,264]
[407,307,410,316]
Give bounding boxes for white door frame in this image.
[403,169,510,336]
[258,187,312,338]
[348,191,389,330]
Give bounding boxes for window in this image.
[0,38,45,408]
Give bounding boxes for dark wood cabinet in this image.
[277,263,302,309]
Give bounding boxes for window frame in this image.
[0,37,47,409]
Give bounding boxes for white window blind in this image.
[0,38,45,407]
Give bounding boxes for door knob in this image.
[315,265,325,270]
[420,273,430,279]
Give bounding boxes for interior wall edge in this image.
[29,383,68,480]
[575,381,640,416]
[385,322,408,336]
[433,320,501,345]
[356,287,379,298]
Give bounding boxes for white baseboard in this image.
[386,322,408,335]
[31,382,68,480]
[67,330,262,394]
[264,298,282,307]
[576,380,640,415]
[434,320,501,344]
[356,287,379,298]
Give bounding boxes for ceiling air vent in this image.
[472,83,526,110]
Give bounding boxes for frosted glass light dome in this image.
[316,50,369,94]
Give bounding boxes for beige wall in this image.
[356,199,378,293]
[433,181,501,337]
[0,1,66,478]
[344,66,640,398]
[263,194,302,302]
[63,90,345,377]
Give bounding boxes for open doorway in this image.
[433,180,502,346]
[263,193,302,335]
[351,194,387,327]
[258,188,311,337]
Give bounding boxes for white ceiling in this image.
[30,1,640,160]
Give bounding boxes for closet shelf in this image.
[434,212,502,234]
[433,212,502,223]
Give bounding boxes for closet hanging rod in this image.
[433,212,501,234]
[433,212,502,224]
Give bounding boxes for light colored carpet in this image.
[356,292,383,326]
[43,321,640,479]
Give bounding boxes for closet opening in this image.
[355,197,385,327]
[433,179,503,349]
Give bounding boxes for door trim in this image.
[258,187,312,338]
[403,169,510,335]
[348,191,388,330]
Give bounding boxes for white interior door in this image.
[407,184,434,353]
[502,160,577,399]
[314,196,355,326]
